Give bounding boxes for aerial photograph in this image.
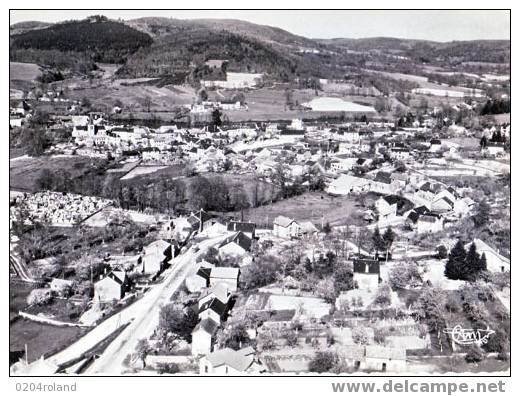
[9,9,510,376]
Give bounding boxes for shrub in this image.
[157,362,180,374]
[308,351,338,373]
[27,288,54,306]
[465,345,484,363]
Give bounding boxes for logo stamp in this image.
[443,325,495,346]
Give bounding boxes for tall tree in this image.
[371,227,385,256]
[382,227,396,261]
[444,240,467,280]
[465,242,481,281]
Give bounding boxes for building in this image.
[416,214,443,234]
[467,238,510,273]
[198,297,229,324]
[199,347,258,374]
[94,270,128,302]
[226,221,256,239]
[209,267,240,292]
[191,318,219,356]
[364,346,407,372]
[273,216,301,238]
[353,259,381,290]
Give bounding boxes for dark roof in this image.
[383,195,400,206]
[353,259,380,275]
[193,318,219,335]
[227,221,256,234]
[375,171,392,184]
[196,267,212,281]
[199,297,228,317]
[430,139,442,145]
[219,231,252,252]
[407,205,433,223]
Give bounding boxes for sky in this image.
[10,10,510,42]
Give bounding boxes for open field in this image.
[9,280,86,363]
[10,62,41,82]
[10,318,86,363]
[234,191,363,228]
[9,155,106,192]
[120,165,169,180]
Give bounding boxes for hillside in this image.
[317,37,510,64]
[9,21,53,35]
[10,15,152,64]
[126,17,318,49]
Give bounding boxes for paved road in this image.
[83,236,225,374]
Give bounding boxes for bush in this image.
[157,362,180,374]
[308,351,338,373]
[27,288,54,306]
[465,345,484,363]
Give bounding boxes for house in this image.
[191,318,219,356]
[431,196,454,213]
[299,221,319,237]
[94,270,128,302]
[416,214,443,234]
[141,240,172,277]
[186,265,213,293]
[327,174,369,196]
[218,232,253,265]
[375,196,399,221]
[209,267,240,292]
[198,297,229,324]
[467,238,510,273]
[199,347,258,374]
[353,259,381,290]
[364,345,407,372]
[198,283,232,308]
[187,209,213,232]
[429,139,443,152]
[273,216,301,238]
[226,221,256,239]
[483,142,506,156]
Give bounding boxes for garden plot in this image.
[266,295,331,318]
[120,166,168,180]
[421,260,465,290]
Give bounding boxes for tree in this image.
[308,351,338,373]
[477,253,487,273]
[465,345,484,363]
[413,286,446,333]
[351,327,370,345]
[220,323,250,350]
[480,135,488,149]
[371,227,385,255]
[135,339,151,369]
[473,200,491,228]
[465,242,481,281]
[322,222,332,235]
[158,304,198,342]
[333,264,354,294]
[436,245,448,259]
[372,283,392,307]
[382,227,395,261]
[242,254,280,290]
[444,240,467,280]
[27,288,54,306]
[389,261,422,289]
[211,108,222,132]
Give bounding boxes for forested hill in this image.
[10,15,153,64]
[317,37,510,64]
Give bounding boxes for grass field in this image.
[10,62,41,82]
[10,318,86,363]
[9,155,106,192]
[234,191,363,228]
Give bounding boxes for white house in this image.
[94,270,127,303]
[353,259,380,291]
[199,347,258,374]
[364,346,407,372]
[273,216,301,238]
[191,318,219,356]
[467,238,510,273]
[416,214,443,234]
[209,267,240,292]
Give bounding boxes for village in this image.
[9,13,510,377]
